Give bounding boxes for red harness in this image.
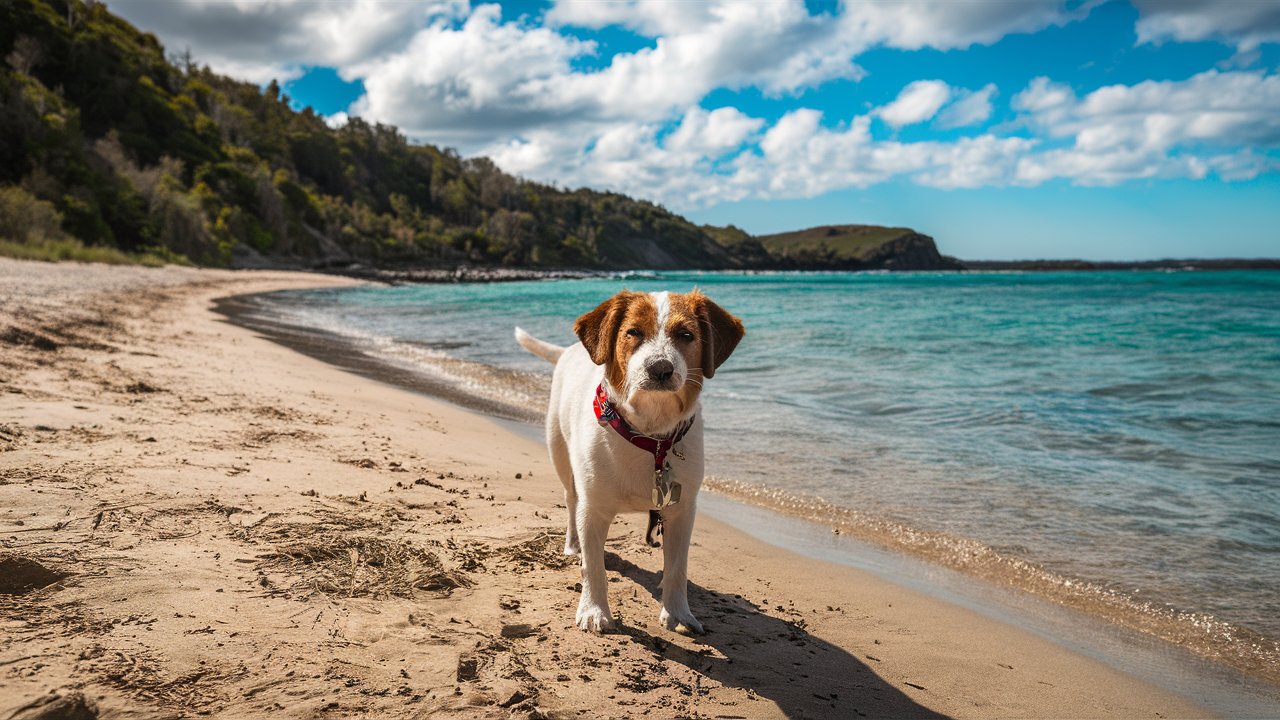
[592,383,694,547]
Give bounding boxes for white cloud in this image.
[110,0,465,84]
[1012,69,1280,185]
[1019,70,1280,148]
[545,0,722,37]
[936,83,998,129]
[111,0,1089,158]
[665,107,764,156]
[486,105,1035,210]
[841,0,1091,51]
[486,68,1280,211]
[349,5,595,148]
[1012,76,1075,114]
[743,111,1034,194]
[877,80,952,127]
[1134,0,1280,52]
[346,0,1087,152]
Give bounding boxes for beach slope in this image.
[0,258,1208,718]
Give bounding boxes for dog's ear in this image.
[695,291,744,379]
[574,292,631,366]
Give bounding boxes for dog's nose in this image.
[647,359,675,383]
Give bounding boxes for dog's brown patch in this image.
[574,290,744,399]
[686,289,744,379]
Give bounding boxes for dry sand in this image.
[0,258,1214,718]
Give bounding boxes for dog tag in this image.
[666,480,682,506]
[652,464,682,509]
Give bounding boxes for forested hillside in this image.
[0,0,953,271]
[0,0,756,269]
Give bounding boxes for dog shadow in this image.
[605,552,950,719]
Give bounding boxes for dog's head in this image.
[574,290,744,408]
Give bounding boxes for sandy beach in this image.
[0,258,1222,718]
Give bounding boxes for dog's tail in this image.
[514,327,564,364]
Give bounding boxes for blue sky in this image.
[111,0,1280,260]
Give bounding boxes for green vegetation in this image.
[0,0,743,269]
[0,185,171,264]
[751,225,961,270]
[0,0,947,272]
[756,225,917,263]
[0,235,169,265]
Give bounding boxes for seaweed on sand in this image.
[259,534,469,600]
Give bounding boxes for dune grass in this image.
[0,236,182,267]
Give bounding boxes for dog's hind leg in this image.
[547,429,579,556]
[575,502,616,632]
[658,501,704,635]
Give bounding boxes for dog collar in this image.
[593,383,694,473]
[593,381,693,551]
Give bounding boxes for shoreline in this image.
[0,258,1269,718]
[217,281,1280,696]
[221,263,1280,289]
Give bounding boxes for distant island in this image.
[0,1,1273,277]
[963,258,1280,271]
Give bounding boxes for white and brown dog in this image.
[515,290,744,634]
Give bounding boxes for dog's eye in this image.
[675,330,694,341]
[626,328,643,338]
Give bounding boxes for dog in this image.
[515,289,744,634]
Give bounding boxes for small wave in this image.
[400,339,473,351]
[1088,382,1170,399]
[702,476,1280,686]
[370,341,551,423]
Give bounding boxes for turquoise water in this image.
[257,270,1280,666]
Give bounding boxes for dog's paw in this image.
[660,607,704,636]
[563,537,581,556]
[576,605,615,633]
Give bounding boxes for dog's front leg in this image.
[658,502,703,634]
[575,502,616,632]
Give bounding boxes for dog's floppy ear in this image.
[695,291,744,379]
[574,292,632,366]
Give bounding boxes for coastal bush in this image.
[0,185,65,244]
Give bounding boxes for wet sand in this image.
[0,257,1230,718]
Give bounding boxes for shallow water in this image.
[247,270,1280,679]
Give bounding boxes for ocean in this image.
[234,269,1280,681]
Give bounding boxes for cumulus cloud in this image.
[665,107,764,156]
[486,103,1034,210]
[936,83,998,129]
[485,68,1280,210]
[110,0,1088,157]
[738,111,1034,195]
[545,0,722,37]
[1133,0,1280,52]
[1012,69,1280,184]
[840,0,1091,51]
[877,80,952,127]
[349,4,595,147]
[345,0,1087,151]
[110,0,464,83]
